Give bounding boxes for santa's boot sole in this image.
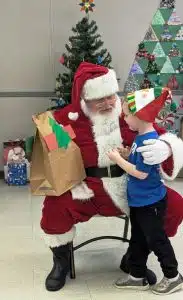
[46,279,66,291]
[45,268,68,291]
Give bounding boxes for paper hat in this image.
[127,87,170,122]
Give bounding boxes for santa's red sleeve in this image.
[153,123,183,181]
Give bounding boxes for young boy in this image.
[107,87,183,295]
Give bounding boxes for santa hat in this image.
[68,62,119,120]
[126,87,171,122]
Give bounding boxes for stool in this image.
[69,215,130,279]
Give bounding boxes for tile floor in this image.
[0,179,183,300]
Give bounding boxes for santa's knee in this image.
[40,195,76,247]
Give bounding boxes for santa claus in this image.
[41,62,183,292]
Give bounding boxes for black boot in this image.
[45,244,70,291]
[120,248,157,286]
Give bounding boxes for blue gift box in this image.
[6,162,27,186]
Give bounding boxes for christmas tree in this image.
[124,0,183,92]
[52,2,112,108]
[168,42,181,56]
[145,55,160,73]
[123,0,181,133]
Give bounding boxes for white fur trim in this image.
[68,112,79,121]
[71,181,94,201]
[102,174,129,215]
[42,226,76,247]
[82,69,119,100]
[159,133,183,180]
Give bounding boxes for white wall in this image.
[0,0,183,168]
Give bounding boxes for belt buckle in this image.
[107,166,112,178]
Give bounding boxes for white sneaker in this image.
[151,274,183,295]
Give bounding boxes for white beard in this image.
[80,95,129,215]
[81,94,123,167]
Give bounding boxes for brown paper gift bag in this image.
[30,113,86,196]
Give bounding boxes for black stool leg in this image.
[69,242,76,279]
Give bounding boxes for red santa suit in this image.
[41,63,183,248]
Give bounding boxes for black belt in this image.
[85,165,124,178]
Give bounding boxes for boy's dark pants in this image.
[129,195,178,279]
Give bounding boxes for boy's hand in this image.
[117,146,130,159]
[107,148,122,163]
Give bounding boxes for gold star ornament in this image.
[79,0,95,13]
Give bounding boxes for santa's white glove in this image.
[136,139,172,165]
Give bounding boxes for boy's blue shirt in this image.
[127,131,167,207]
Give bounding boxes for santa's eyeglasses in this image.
[85,96,116,108]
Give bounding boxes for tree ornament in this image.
[136,42,148,59]
[79,0,95,13]
[160,23,173,41]
[168,8,181,25]
[97,56,103,64]
[167,75,179,89]
[154,73,163,87]
[59,55,65,64]
[168,43,181,57]
[140,74,154,89]
[145,56,160,74]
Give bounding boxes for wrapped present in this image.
[6,163,27,186]
[3,139,30,184]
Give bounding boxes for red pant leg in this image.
[41,179,122,235]
[41,191,98,234]
[164,186,183,237]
